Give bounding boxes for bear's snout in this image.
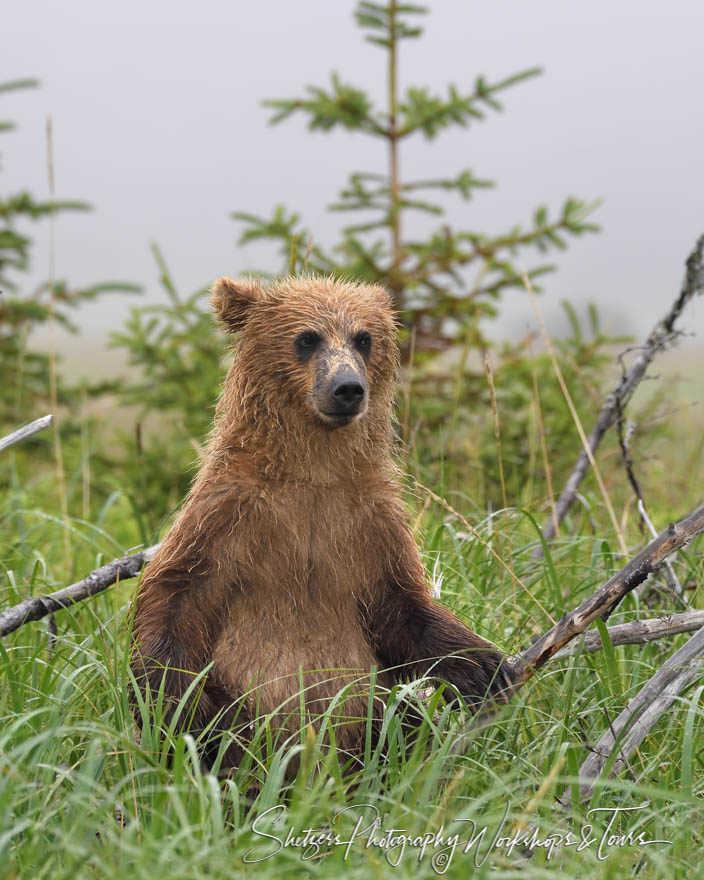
[315,365,368,426]
[332,373,365,410]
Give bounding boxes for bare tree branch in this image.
[576,624,704,802]
[635,498,684,599]
[554,609,704,657]
[535,234,704,556]
[616,404,646,533]
[509,503,704,684]
[0,544,160,638]
[0,414,53,452]
[446,507,704,761]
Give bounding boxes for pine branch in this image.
[397,70,542,139]
[263,74,386,136]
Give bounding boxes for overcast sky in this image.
[3,0,703,374]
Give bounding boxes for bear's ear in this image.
[210,276,263,332]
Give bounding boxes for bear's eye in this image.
[354,331,372,356]
[294,330,321,360]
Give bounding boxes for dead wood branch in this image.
[451,505,703,762]
[635,498,684,600]
[576,624,704,802]
[535,234,704,555]
[553,609,704,657]
[510,503,704,684]
[0,414,53,452]
[616,403,646,533]
[0,544,159,638]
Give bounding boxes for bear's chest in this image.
[231,481,389,605]
[213,482,390,707]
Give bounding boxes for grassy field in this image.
[2,438,703,880]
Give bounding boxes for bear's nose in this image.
[332,377,365,411]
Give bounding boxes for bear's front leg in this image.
[362,530,513,708]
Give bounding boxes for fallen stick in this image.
[0,544,160,638]
[449,504,704,757]
[512,503,704,683]
[553,609,704,658]
[534,234,704,555]
[0,414,53,452]
[635,498,684,599]
[576,623,704,802]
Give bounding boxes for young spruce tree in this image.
[234,1,599,354]
[112,2,607,519]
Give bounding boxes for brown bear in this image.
[131,276,510,769]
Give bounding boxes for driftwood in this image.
[535,234,704,555]
[447,505,704,761]
[510,507,704,802]
[513,503,704,682]
[576,623,704,802]
[635,498,684,599]
[0,544,159,638]
[553,609,704,657]
[0,414,53,452]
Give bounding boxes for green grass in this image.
[1,436,703,879]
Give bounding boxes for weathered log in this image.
[0,545,159,638]
[576,624,704,802]
[554,609,704,657]
[0,414,53,452]
[511,504,704,683]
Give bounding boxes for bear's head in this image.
[210,277,399,471]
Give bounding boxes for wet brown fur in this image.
[131,276,508,768]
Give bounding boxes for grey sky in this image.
[3,0,703,375]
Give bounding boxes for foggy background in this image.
[3,0,703,377]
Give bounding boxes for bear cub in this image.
[131,276,510,768]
